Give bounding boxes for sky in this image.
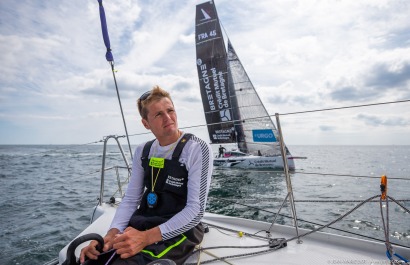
[1,0,410,145]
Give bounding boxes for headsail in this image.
[227,40,283,156]
[195,1,286,156]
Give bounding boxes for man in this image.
[80,86,213,264]
[218,145,226,158]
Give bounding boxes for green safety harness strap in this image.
[141,234,187,259]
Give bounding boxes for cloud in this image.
[357,114,410,127]
[120,1,196,73]
[365,62,410,90]
[319,125,335,132]
[329,86,375,102]
[328,60,410,102]
[267,95,289,105]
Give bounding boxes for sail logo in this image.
[252,129,276,142]
[220,109,231,121]
[200,8,212,21]
[197,60,216,111]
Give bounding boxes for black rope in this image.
[286,195,381,242]
[184,225,284,265]
[295,171,410,180]
[294,199,410,203]
[127,99,410,139]
[388,195,410,214]
[214,168,410,181]
[185,243,283,265]
[279,99,410,116]
[26,140,102,156]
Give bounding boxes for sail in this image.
[195,1,285,156]
[227,40,282,156]
[195,1,236,144]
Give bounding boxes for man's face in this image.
[142,97,178,140]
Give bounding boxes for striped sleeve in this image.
[159,135,213,240]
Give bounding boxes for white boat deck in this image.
[195,213,409,265]
[58,204,409,265]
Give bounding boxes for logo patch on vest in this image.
[165,175,184,188]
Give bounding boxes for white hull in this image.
[58,203,409,264]
[214,155,296,170]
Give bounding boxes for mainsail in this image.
[195,1,284,156]
[195,1,236,144]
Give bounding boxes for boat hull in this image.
[213,155,295,170]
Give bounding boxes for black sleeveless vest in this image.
[129,133,192,230]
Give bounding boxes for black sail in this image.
[195,1,236,144]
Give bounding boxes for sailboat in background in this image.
[195,1,295,170]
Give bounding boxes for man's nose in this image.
[163,112,171,121]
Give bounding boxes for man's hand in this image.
[113,226,162,259]
[79,228,119,263]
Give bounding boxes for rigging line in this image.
[188,243,275,264]
[152,100,410,133]
[193,243,271,252]
[207,196,409,247]
[279,99,410,116]
[295,171,410,180]
[127,123,211,137]
[78,165,129,178]
[286,194,380,243]
[26,141,102,156]
[388,195,410,214]
[186,245,282,265]
[79,97,410,141]
[208,225,270,241]
[183,99,410,131]
[294,199,410,203]
[195,248,234,265]
[97,0,133,160]
[173,99,410,132]
[110,62,133,160]
[185,225,284,265]
[210,196,410,203]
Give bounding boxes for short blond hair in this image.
[137,85,173,119]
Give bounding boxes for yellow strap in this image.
[141,234,187,259]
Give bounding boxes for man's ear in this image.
[141,118,150,129]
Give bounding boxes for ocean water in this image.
[0,145,409,265]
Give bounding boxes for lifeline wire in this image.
[21,98,410,158]
[126,99,410,138]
